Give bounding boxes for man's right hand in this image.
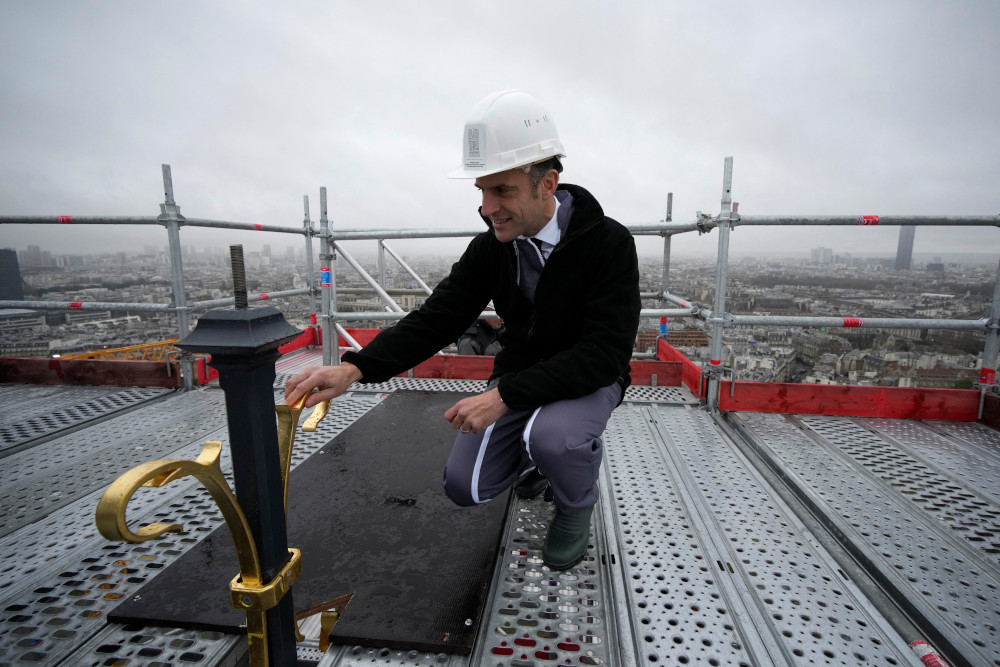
[284,362,363,408]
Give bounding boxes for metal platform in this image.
[0,347,996,666]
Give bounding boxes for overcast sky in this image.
[1,1,998,262]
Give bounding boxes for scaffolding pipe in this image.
[735,214,1000,227]
[983,258,1000,370]
[380,242,434,296]
[725,315,988,331]
[660,192,674,310]
[661,291,697,310]
[377,241,387,290]
[2,288,316,315]
[376,241,389,328]
[332,307,695,322]
[641,309,696,318]
[0,300,171,312]
[332,243,404,313]
[0,216,161,225]
[303,196,317,318]
[320,188,336,366]
[624,214,1000,236]
[178,219,306,235]
[159,165,194,390]
[707,157,735,411]
[335,324,364,352]
[188,288,312,311]
[336,287,429,296]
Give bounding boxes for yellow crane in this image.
[63,339,180,361]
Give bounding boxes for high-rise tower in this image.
[0,249,24,300]
[895,226,916,271]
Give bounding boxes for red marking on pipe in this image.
[69,302,84,310]
[260,293,269,300]
[909,640,951,667]
[59,215,73,224]
[310,313,318,325]
[660,316,667,324]
[981,368,996,385]
[710,359,721,365]
[842,317,863,328]
[857,214,880,225]
[253,224,263,230]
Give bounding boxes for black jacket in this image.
[342,183,641,410]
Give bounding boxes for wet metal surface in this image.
[0,347,993,665]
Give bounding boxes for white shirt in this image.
[518,196,561,263]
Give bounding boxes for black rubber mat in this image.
[111,390,511,654]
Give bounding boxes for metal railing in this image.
[1,161,997,403]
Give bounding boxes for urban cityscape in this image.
[0,236,995,390]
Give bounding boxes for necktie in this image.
[530,238,546,262]
[517,238,545,302]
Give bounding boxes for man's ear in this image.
[540,169,560,199]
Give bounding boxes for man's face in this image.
[474,168,554,243]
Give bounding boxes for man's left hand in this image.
[444,387,508,435]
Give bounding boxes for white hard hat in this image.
[447,90,565,179]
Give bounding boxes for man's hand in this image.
[284,362,363,408]
[444,387,509,435]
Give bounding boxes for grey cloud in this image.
[0,0,996,260]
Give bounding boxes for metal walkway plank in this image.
[0,388,230,538]
[0,384,170,457]
[731,412,1000,666]
[649,405,919,666]
[600,403,759,666]
[803,415,1000,566]
[0,392,382,667]
[858,417,1000,506]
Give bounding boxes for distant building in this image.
[665,328,710,348]
[0,248,24,300]
[635,328,660,352]
[894,226,915,271]
[810,247,833,264]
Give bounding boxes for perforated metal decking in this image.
[728,412,1000,666]
[1,348,996,666]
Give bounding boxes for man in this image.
[456,311,503,355]
[285,90,640,570]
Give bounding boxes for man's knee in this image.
[441,469,479,507]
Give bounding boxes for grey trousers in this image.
[442,381,622,513]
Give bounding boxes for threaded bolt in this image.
[230,245,248,309]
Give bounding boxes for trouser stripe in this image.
[470,422,496,504]
[522,406,543,459]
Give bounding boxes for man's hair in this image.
[527,156,564,191]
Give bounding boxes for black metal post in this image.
[177,245,302,665]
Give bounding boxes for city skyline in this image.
[4,239,998,267]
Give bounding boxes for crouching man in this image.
[285,90,640,570]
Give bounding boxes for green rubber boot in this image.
[514,468,549,500]
[542,505,593,570]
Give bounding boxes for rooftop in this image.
[1,345,997,666]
